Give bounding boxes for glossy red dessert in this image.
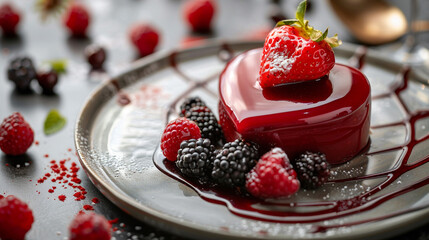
[219,48,371,164]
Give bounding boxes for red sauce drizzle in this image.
[153,44,429,231]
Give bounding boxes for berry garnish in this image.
[185,106,223,144]
[161,117,201,161]
[63,3,90,37]
[69,212,111,240]
[0,3,20,36]
[179,96,207,117]
[246,148,300,198]
[293,151,330,189]
[211,139,259,188]
[259,0,341,88]
[183,0,215,33]
[7,57,37,93]
[37,70,58,94]
[176,138,215,178]
[129,23,160,57]
[0,195,34,240]
[0,112,34,156]
[85,45,107,70]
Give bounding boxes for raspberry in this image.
[293,151,330,189]
[160,117,201,161]
[129,23,160,57]
[211,139,259,188]
[69,212,111,240]
[246,148,300,198]
[37,70,58,94]
[179,96,207,117]
[0,195,34,240]
[185,106,223,144]
[7,57,37,93]
[183,0,215,33]
[176,138,214,178]
[0,3,20,36]
[0,112,34,156]
[85,45,107,70]
[63,3,90,37]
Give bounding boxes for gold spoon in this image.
[329,0,407,45]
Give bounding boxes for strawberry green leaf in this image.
[313,28,329,42]
[44,109,66,135]
[276,19,299,27]
[296,0,307,25]
[325,34,342,48]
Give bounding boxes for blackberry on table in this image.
[176,138,214,178]
[179,96,206,116]
[185,106,223,144]
[211,139,259,188]
[7,57,37,92]
[293,151,330,189]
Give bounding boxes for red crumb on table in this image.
[35,141,39,145]
[44,154,49,158]
[91,197,100,204]
[48,189,54,193]
[58,195,66,202]
[68,148,72,152]
[108,218,118,224]
[83,205,94,211]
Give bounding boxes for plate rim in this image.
[74,39,429,240]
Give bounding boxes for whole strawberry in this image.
[129,23,160,57]
[259,0,341,88]
[0,112,34,156]
[0,195,34,240]
[69,212,111,240]
[183,0,215,33]
[63,3,90,37]
[0,3,20,36]
[246,148,300,198]
[160,117,201,161]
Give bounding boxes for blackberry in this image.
[179,96,206,116]
[185,106,223,144]
[176,138,214,178]
[211,139,259,188]
[293,151,330,189]
[7,57,37,92]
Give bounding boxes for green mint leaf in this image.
[276,19,299,27]
[296,0,307,25]
[44,109,66,135]
[46,59,67,74]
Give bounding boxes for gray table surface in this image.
[1,0,428,239]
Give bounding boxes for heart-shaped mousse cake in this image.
[218,0,370,165]
[219,48,371,164]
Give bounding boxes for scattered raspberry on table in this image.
[0,112,34,156]
[129,23,160,57]
[69,212,111,240]
[0,3,20,36]
[183,0,215,33]
[0,195,34,240]
[63,3,90,37]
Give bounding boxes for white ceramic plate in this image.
[75,40,429,240]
